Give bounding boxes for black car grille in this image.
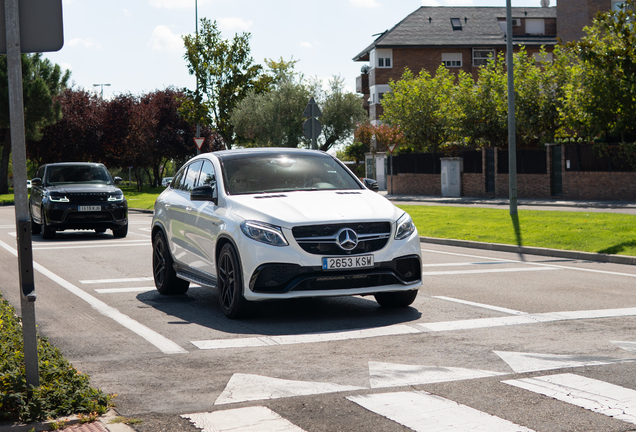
[66,193,109,203]
[66,212,112,222]
[292,222,391,256]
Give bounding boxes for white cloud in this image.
[218,17,253,33]
[149,0,198,9]
[349,0,381,7]
[67,38,101,49]
[149,25,184,52]
[300,41,313,49]
[123,8,132,16]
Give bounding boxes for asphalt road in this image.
[1,207,636,432]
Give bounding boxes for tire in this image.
[217,243,251,319]
[41,208,55,239]
[30,206,41,235]
[112,223,128,238]
[152,231,189,295]
[374,290,418,308]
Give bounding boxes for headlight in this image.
[240,221,288,247]
[395,212,416,240]
[108,192,125,202]
[48,193,69,203]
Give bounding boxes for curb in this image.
[420,236,636,266]
[385,195,636,209]
[0,410,137,432]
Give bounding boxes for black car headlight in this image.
[395,212,416,240]
[48,193,69,203]
[108,192,125,202]
[240,221,288,247]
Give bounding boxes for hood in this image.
[225,190,403,228]
[46,184,121,194]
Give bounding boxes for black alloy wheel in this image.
[374,290,418,308]
[41,207,55,240]
[152,231,189,295]
[217,243,251,319]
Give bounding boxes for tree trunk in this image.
[0,132,11,194]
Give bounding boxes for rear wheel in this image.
[374,290,418,308]
[217,243,251,319]
[152,231,189,295]
[41,208,55,239]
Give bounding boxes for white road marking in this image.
[612,341,636,353]
[0,224,15,228]
[348,391,535,432]
[422,261,518,267]
[214,373,365,405]
[494,351,634,374]
[422,267,558,276]
[95,287,156,294]
[504,373,636,425]
[192,307,636,351]
[33,242,149,250]
[433,296,527,315]
[369,362,506,388]
[183,407,306,432]
[421,248,636,278]
[81,277,154,284]
[0,239,187,355]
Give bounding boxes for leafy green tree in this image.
[380,66,459,152]
[0,54,70,193]
[181,18,267,146]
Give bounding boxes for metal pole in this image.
[5,0,40,387]
[506,0,518,215]
[390,153,393,195]
[195,0,201,155]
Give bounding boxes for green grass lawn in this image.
[119,185,165,210]
[0,188,14,205]
[400,205,636,257]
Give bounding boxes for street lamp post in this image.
[506,0,518,216]
[195,0,201,155]
[93,83,111,98]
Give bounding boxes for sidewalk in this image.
[0,410,136,432]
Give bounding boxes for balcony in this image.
[356,74,369,94]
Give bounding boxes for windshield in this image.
[45,165,113,186]
[221,153,362,195]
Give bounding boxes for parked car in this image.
[362,178,379,192]
[161,177,173,187]
[29,162,128,239]
[151,148,422,319]
[26,180,31,189]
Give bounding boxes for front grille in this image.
[49,210,65,221]
[291,273,399,291]
[67,193,108,203]
[292,222,391,256]
[66,212,112,222]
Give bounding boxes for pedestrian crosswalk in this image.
[181,347,636,432]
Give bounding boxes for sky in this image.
[43,0,557,99]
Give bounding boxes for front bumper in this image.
[45,201,128,231]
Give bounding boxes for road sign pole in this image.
[5,0,40,387]
[390,153,393,195]
[506,0,518,216]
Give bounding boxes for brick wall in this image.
[462,173,485,196]
[563,172,636,200]
[558,0,610,42]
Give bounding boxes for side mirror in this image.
[363,178,379,192]
[191,184,218,205]
[31,178,42,187]
[113,176,123,185]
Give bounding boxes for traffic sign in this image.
[303,97,322,118]
[388,143,398,154]
[194,137,205,149]
[0,0,64,54]
[303,118,322,141]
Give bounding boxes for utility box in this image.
[441,157,462,197]
[364,152,387,191]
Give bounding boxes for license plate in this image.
[322,255,374,270]
[79,206,101,212]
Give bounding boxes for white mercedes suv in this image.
[151,148,422,318]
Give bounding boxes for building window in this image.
[525,19,545,35]
[473,48,495,66]
[450,18,462,30]
[442,53,462,68]
[378,57,391,68]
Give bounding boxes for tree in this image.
[380,66,460,153]
[0,54,70,193]
[181,18,267,146]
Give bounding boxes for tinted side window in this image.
[198,160,216,187]
[172,166,187,190]
[181,161,202,192]
[36,166,44,180]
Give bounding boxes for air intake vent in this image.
[254,194,287,199]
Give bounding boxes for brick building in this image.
[557,0,627,42]
[352,6,557,124]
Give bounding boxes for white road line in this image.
[33,242,149,250]
[421,248,636,278]
[0,239,187,355]
[504,373,636,425]
[94,287,156,294]
[494,351,634,374]
[183,407,306,432]
[369,362,506,388]
[0,224,15,228]
[348,391,535,432]
[81,277,154,284]
[422,261,518,267]
[432,296,527,315]
[422,267,558,276]
[191,307,636,350]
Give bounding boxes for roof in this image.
[353,6,557,61]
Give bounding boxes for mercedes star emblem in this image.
[337,228,359,251]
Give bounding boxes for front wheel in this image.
[374,290,418,308]
[217,243,251,319]
[152,231,189,295]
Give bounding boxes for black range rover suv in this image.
[29,162,128,239]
